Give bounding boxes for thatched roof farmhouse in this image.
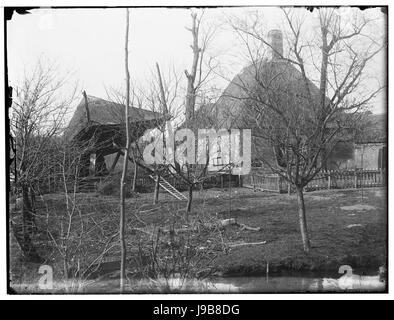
[200,29,382,171]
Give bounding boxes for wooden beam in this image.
[155,62,169,115]
[83,90,91,124]
[109,151,121,173]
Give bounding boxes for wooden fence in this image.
[243,172,283,192]
[137,173,240,191]
[243,169,386,193]
[37,168,386,195]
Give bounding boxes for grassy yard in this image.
[210,187,387,275]
[9,186,387,292]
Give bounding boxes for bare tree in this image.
[103,65,181,205]
[114,11,219,214]
[119,8,130,292]
[179,11,219,216]
[42,139,119,292]
[10,59,78,261]
[225,8,385,252]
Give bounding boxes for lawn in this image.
[9,186,387,292]
[210,187,387,275]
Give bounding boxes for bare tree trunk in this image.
[29,188,36,216]
[182,14,200,218]
[119,8,130,293]
[12,182,41,262]
[320,147,328,171]
[12,190,42,264]
[153,174,160,204]
[295,186,311,253]
[184,164,194,216]
[132,157,137,192]
[185,13,200,125]
[186,184,193,217]
[11,223,42,262]
[22,185,35,236]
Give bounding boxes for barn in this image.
[65,94,168,177]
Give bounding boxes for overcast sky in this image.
[7,6,386,116]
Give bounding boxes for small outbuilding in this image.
[66,94,167,176]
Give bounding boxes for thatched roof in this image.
[193,58,337,167]
[65,95,164,140]
[65,95,168,156]
[212,59,322,129]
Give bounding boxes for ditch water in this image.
[11,270,386,293]
[82,272,386,293]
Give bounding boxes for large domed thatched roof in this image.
[213,59,322,129]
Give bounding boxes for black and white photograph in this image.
[3,3,388,296]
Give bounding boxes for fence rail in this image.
[243,169,386,193]
[34,168,386,196]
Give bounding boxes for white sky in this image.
[6,6,387,117]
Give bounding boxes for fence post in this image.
[328,170,331,190]
[354,169,358,188]
[381,168,385,186]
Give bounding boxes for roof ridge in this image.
[86,94,103,100]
